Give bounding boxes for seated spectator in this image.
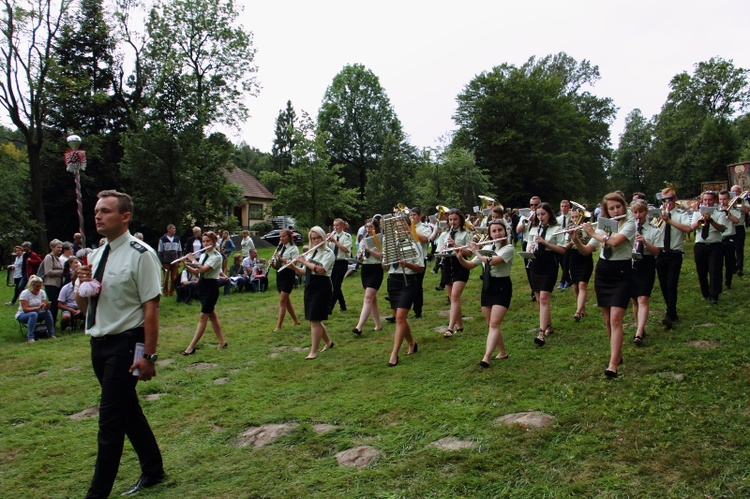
[218,270,232,296]
[175,264,199,304]
[58,258,83,330]
[242,249,261,276]
[16,275,55,343]
[226,253,247,293]
[248,262,269,292]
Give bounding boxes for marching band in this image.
[225,186,750,377]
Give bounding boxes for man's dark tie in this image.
[663,214,671,251]
[305,250,318,280]
[603,233,612,259]
[87,244,110,329]
[482,248,493,291]
[636,223,644,255]
[701,215,711,240]
[333,236,339,257]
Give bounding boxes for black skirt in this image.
[630,255,656,298]
[595,259,632,308]
[387,273,418,310]
[304,274,332,321]
[440,256,470,285]
[198,278,219,314]
[481,276,512,308]
[570,249,594,283]
[360,263,384,290]
[530,251,558,293]
[276,268,296,294]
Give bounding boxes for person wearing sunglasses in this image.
[654,187,692,328]
[690,190,727,305]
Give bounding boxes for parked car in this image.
[260,229,304,246]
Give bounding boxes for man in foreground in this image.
[76,190,164,498]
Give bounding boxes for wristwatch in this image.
[143,353,158,363]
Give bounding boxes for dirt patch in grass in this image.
[312,424,338,434]
[236,423,299,448]
[430,437,476,450]
[143,394,163,401]
[69,407,98,420]
[186,362,220,370]
[686,340,720,349]
[214,378,230,385]
[157,358,175,367]
[62,366,83,372]
[495,411,554,429]
[334,446,382,467]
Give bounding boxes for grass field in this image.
[1,241,749,498]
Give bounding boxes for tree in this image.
[261,113,359,229]
[0,0,73,247]
[318,63,405,213]
[119,126,243,231]
[453,53,615,207]
[413,143,492,213]
[271,100,296,174]
[145,0,258,131]
[0,134,39,250]
[610,109,653,195]
[649,57,749,195]
[363,131,418,216]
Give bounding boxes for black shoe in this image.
[710,297,718,305]
[388,356,399,367]
[479,361,490,369]
[661,317,673,329]
[352,328,362,336]
[414,314,422,319]
[738,270,744,277]
[385,315,396,323]
[122,472,165,496]
[340,306,347,312]
[604,369,618,379]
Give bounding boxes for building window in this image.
[248,203,264,220]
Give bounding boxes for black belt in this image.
[695,242,721,246]
[91,327,144,341]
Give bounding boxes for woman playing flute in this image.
[271,229,301,332]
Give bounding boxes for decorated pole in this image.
[65,135,87,250]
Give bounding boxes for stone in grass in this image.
[685,339,720,349]
[62,365,83,372]
[655,372,685,381]
[430,437,476,451]
[143,393,162,401]
[236,423,299,448]
[495,411,554,429]
[214,378,230,385]
[334,446,383,468]
[185,362,220,371]
[69,407,99,420]
[157,358,174,367]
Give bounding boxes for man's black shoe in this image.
[661,316,673,329]
[122,473,165,496]
[385,315,396,323]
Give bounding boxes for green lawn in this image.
[1,242,749,497]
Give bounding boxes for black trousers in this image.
[722,236,737,286]
[557,248,571,284]
[412,259,426,316]
[734,225,745,273]
[694,242,723,300]
[329,260,348,311]
[45,285,61,324]
[656,251,683,321]
[86,330,162,499]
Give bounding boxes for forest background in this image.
[1,0,750,252]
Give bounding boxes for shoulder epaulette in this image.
[130,241,148,253]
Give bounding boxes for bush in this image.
[250,221,272,233]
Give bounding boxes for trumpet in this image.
[434,237,507,257]
[552,214,627,236]
[278,233,334,271]
[170,245,213,265]
[650,201,668,228]
[724,191,750,212]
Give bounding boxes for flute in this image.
[434,237,507,257]
[278,233,334,271]
[170,245,212,265]
[552,214,627,236]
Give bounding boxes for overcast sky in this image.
[236,1,750,153]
